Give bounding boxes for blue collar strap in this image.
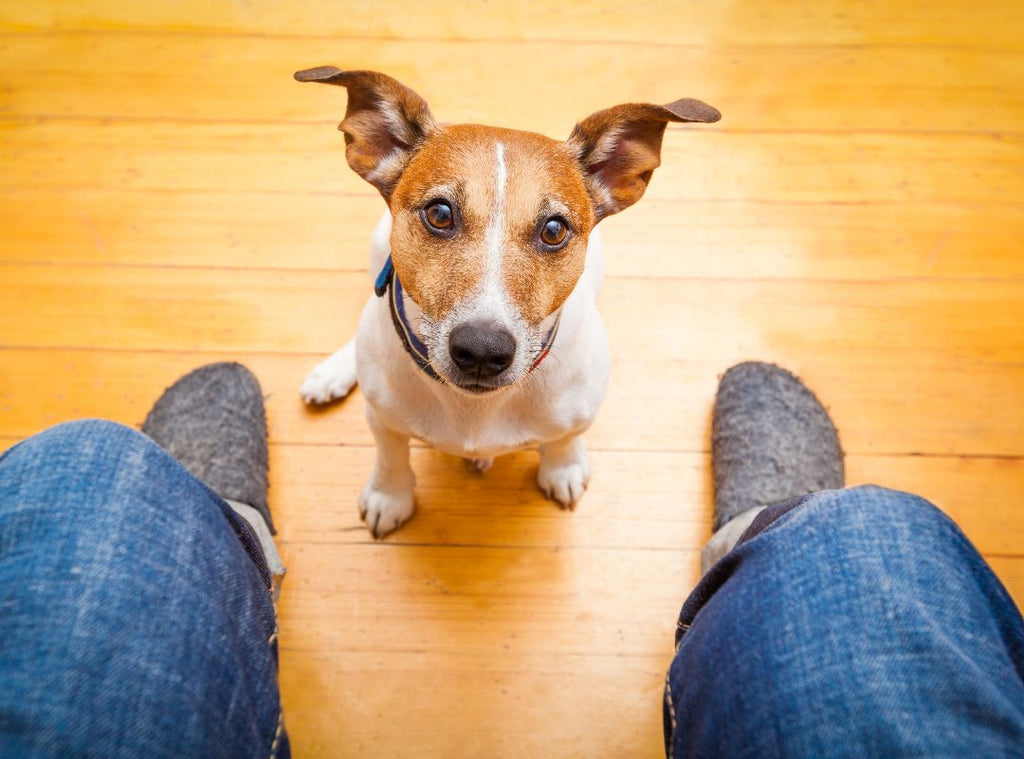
[375,256,442,381]
[373,256,395,297]
[374,255,561,381]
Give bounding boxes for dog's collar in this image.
[374,256,561,382]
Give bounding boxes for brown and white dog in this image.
[298,68,719,538]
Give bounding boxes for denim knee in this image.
[2,418,153,467]
[666,484,1024,758]
[730,484,1010,635]
[752,484,980,576]
[7,419,192,550]
[798,484,950,534]
[2,419,206,527]
[4,416,271,587]
[2,417,269,574]
[761,483,958,540]
[0,421,284,757]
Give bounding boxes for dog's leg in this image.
[537,434,591,510]
[300,339,358,404]
[360,407,416,538]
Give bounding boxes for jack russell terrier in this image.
[297,67,720,538]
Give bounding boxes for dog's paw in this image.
[359,482,415,539]
[463,457,494,474]
[537,459,591,510]
[301,342,357,405]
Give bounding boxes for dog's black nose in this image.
[448,322,516,378]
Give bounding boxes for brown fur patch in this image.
[389,125,595,324]
[568,99,720,219]
[499,130,593,323]
[295,68,437,200]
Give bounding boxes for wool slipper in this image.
[141,362,274,534]
[711,361,844,532]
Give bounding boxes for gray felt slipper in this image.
[141,362,274,534]
[712,361,844,531]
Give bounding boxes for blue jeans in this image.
[3,423,1022,757]
[0,421,289,758]
[665,486,1024,758]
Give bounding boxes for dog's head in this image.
[297,67,719,394]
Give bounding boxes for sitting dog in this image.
[297,67,719,537]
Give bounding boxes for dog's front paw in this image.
[537,458,591,510]
[301,342,357,405]
[359,482,415,539]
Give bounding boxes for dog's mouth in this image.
[449,377,514,395]
[462,384,498,394]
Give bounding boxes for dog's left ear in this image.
[295,67,438,201]
[568,99,720,220]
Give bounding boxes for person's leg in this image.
[664,363,1024,758]
[666,485,1024,757]
[140,362,286,595]
[0,368,289,758]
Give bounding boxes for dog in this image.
[297,68,720,538]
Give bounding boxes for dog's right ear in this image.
[295,67,438,200]
[568,98,720,221]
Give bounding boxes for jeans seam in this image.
[270,710,284,759]
[727,492,821,556]
[664,672,678,749]
[675,621,690,651]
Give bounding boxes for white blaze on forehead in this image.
[484,141,507,276]
[450,140,523,343]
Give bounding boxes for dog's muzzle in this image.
[374,255,561,388]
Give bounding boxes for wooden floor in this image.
[1,1,1022,755]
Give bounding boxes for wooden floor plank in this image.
[278,650,670,758]
[272,542,685,756]
[267,445,1024,556]
[3,0,1021,47]
[2,35,1021,132]
[1,425,1019,560]
[276,543,691,657]
[1,119,1020,205]
[1,344,1020,460]
[2,343,1012,460]
[2,188,1021,281]
[2,265,1021,359]
[1,268,1021,457]
[1,2,1021,756]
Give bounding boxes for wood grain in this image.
[3,35,1021,132]
[1,119,1019,205]
[2,188,1021,280]
[1,1,1021,756]
[3,0,1021,47]
[1,271,1021,456]
[3,428,1020,555]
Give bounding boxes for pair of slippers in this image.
[140,361,843,549]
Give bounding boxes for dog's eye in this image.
[540,217,568,249]
[423,200,454,233]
